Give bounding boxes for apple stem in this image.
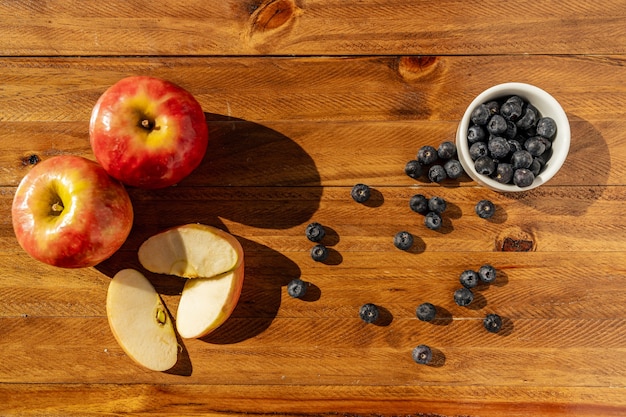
[140,118,156,131]
[50,201,64,215]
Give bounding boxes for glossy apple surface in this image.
[89,76,208,189]
[12,155,133,268]
[107,269,178,371]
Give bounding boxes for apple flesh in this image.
[89,76,209,189]
[11,155,133,268]
[176,262,245,339]
[106,269,178,371]
[138,223,243,279]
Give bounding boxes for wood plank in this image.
[1,1,625,56]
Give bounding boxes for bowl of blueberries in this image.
[456,82,570,192]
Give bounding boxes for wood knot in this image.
[496,227,536,252]
[396,56,439,80]
[250,0,299,32]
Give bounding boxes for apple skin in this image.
[89,76,208,189]
[12,155,134,268]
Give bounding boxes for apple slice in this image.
[138,224,243,279]
[176,262,245,339]
[106,269,178,371]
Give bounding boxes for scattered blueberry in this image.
[437,141,457,159]
[424,212,442,230]
[409,194,429,214]
[483,313,503,333]
[351,183,371,203]
[474,155,496,176]
[513,168,535,188]
[475,199,495,219]
[536,117,557,139]
[359,303,380,324]
[453,287,474,307]
[305,222,326,242]
[393,231,414,251]
[444,159,464,179]
[412,344,433,365]
[417,145,438,165]
[310,244,329,262]
[478,264,497,284]
[428,196,447,214]
[459,270,479,289]
[287,278,308,298]
[428,164,447,183]
[416,302,437,322]
[404,159,423,180]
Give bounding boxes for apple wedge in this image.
[138,224,243,279]
[106,269,178,371]
[176,262,245,339]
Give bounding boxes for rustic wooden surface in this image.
[2,1,626,416]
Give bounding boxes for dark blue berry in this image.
[504,120,518,139]
[517,104,539,130]
[428,196,447,214]
[310,244,329,262]
[475,199,495,219]
[524,136,546,157]
[428,165,447,183]
[506,95,524,107]
[478,264,497,284]
[416,302,437,322]
[485,100,500,116]
[511,150,533,170]
[417,145,438,165]
[537,136,552,153]
[474,155,496,176]
[305,222,326,242]
[507,139,523,154]
[469,141,488,161]
[359,303,379,324]
[487,114,507,136]
[409,194,429,214]
[467,125,486,144]
[493,163,513,184]
[529,158,542,176]
[454,287,474,307]
[444,159,464,179]
[513,168,535,187]
[424,212,442,230]
[287,278,308,298]
[488,136,511,159]
[483,313,503,333]
[536,117,557,139]
[471,104,490,125]
[412,344,433,365]
[351,183,371,203]
[404,159,422,180]
[500,99,522,122]
[459,270,479,288]
[437,141,456,159]
[394,231,414,251]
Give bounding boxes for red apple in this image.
[12,155,134,268]
[89,76,208,189]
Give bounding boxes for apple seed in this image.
[155,307,167,326]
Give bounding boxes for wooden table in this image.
[2,1,626,416]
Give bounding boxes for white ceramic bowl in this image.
[456,82,570,192]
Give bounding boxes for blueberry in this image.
[471,104,490,125]
[478,264,497,284]
[475,199,495,219]
[504,120,518,139]
[437,141,456,159]
[513,168,535,187]
[517,104,539,131]
[409,194,429,214]
[404,160,423,180]
[394,231,414,251]
[444,159,464,179]
[537,136,552,153]
[417,145,438,165]
[510,150,533,170]
[536,117,557,139]
[351,183,371,203]
[524,136,546,157]
[454,287,474,307]
[483,313,503,333]
[467,125,486,144]
[310,244,329,262]
[500,100,523,122]
[493,163,514,184]
[507,139,523,154]
[488,136,510,160]
[485,100,500,116]
[412,344,433,365]
[416,302,437,322]
[359,303,380,324]
[506,95,525,107]
[287,278,308,298]
[424,212,442,230]
[469,142,488,161]
[459,270,479,288]
[486,114,507,136]
[428,165,447,183]
[529,158,542,176]
[474,155,496,176]
[428,196,447,214]
[305,222,326,242]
